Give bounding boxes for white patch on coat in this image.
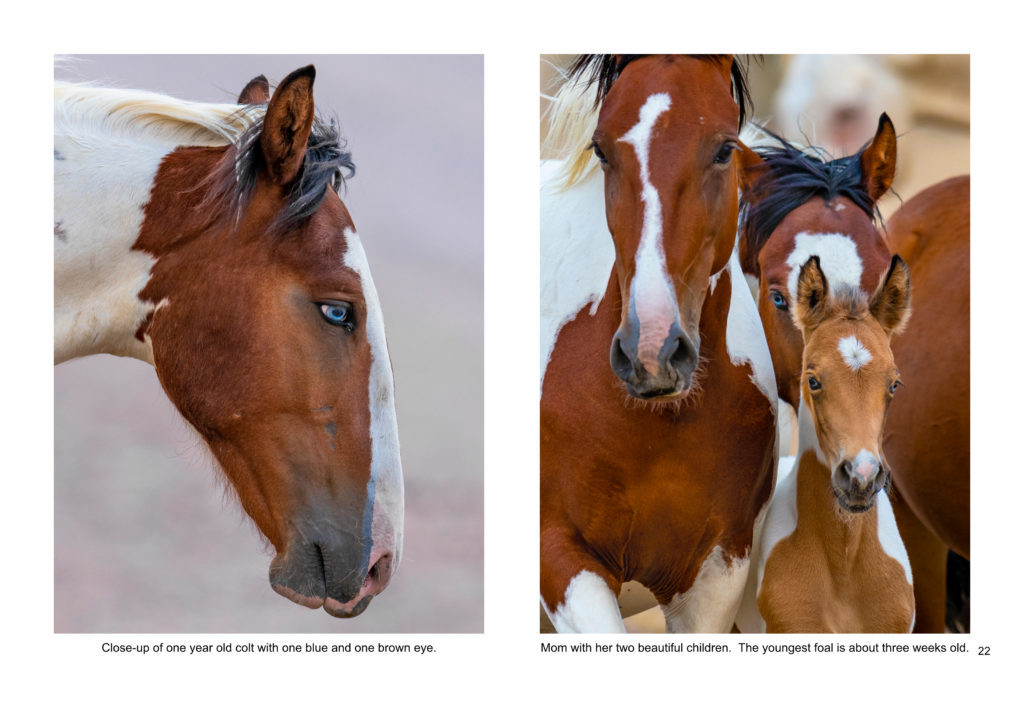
[838,335,873,371]
[662,546,750,633]
[53,83,260,365]
[343,227,405,571]
[875,490,913,588]
[545,570,627,633]
[785,231,863,300]
[539,162,615,391]
[724,253,779,406]
[618,93,676,331]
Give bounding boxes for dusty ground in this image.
[54,55,483,633]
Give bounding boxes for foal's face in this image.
[802,314,899,512]
[592,56,741,400]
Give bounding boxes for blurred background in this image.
[539,54,969,633]
[542,54,969,218]
[54,55,483,633]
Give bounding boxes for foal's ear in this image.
[238,74,270,105]
[870,255,912,337]
[261,65,316,186]
[794,256,830,335]
[860,113,897,203]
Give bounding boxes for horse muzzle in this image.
[831,453,888,513]
[269,524,397,618]
[610,320,698,400]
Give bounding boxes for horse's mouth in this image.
[269,547,394,617]
[832,487,879,514]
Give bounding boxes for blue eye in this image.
[319,302,354,329]
[807,376,822,391]
[770,290,789,311]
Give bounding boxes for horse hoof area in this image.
[324,595,374,618]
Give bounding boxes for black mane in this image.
[566,54,753,128]
[740,130,880,263]
[206,107,355,235]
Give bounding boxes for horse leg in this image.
[892,490,946,633]
[660,546,750,633]
[541,529,626,633]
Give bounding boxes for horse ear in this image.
[794,256,830,335]
[737,142,766,196]
[870,255,912,337]
[261,65,316,186]
[860,113,897,203]
[736,143,768,276]
[238,74,270,105]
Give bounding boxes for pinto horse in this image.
[540,55,777,633]
[740,255,915,633]
[735,115,969,632]
[54,66,403,618]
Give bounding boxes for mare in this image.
[735,115,968,631]
[54,66,403,618]
[540,55,777,633]
[741,255,915,633]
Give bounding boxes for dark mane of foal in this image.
[203,107,355,235]
[740,130,880,262]
[567,54,754,127]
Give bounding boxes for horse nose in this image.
[323,549,396,618]
[840,454,880,489]
[610,323,696,389]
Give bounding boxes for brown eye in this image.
[808,376,822,392]
[590,141,607,164]
[713,142,737,165]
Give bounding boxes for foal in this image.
[753,256,914,633]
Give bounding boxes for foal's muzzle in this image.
[831,453,887,513]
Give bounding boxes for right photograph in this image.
[539,54,969,634]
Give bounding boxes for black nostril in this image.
[839,461,853,479]
[610,336,634,381]
[667,331,697,377]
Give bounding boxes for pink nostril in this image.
[365,553,394,593]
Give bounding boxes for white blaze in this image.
[785,231,863,300]
[343,227,405,570]
[619,93,675,328]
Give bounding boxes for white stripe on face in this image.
[342,228,404,569]
[838,335,872,371]
[619,93,676,366]
[785,232,863,300]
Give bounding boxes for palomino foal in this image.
[749,256,914,633]
[55,66,403,617]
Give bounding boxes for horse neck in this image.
[54,115,178,365]
[794,400,880,573]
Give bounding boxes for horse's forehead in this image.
[759,199,889,294]
[599,57,736,138]
[809,317,893,375]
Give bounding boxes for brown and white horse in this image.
[741,255,915,633]
[733,115,968,632]
[54,66,403,617]
[540,55,777,633]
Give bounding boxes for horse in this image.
[883,174,970,632]
[540,54,777,633]
[739,255,915,633]
[54,65,403,618]
[734,115,969,632]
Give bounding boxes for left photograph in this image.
[54,55,483,633]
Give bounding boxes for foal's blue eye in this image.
[770,290,789,311]
[319,302,354,328]
[807,376,822,391]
